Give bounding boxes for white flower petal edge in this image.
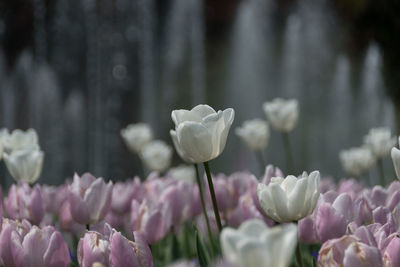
[391,141,400,180]
[257,171,320,222]
[220,219,298,267]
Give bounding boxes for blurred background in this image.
[0,0,399,185]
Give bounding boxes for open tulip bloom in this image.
[257,171,320,223]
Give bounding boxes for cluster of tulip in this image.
[0,100,399,267]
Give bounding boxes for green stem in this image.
[194,164,216,251]
[295,241,303,267]
[255,150,266,174]
[377,158,385,186]
[203,161,222,232]
[282,132,294,174]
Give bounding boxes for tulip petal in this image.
[43,231,70,267]
[177,122,213,163]
[110,232,139,267]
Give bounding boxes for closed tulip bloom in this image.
[9,225,70,267]
[315,193,354,243]
[140,140,172,172]
[257,171,320,222]
[235,119,270,151]
[121,123,153,154]
[220,219,297,267]
[68,173,113,225]
[339,146,375,177]
[319,235,383,267]
[5,182,45,225]
[262,98,299,133]
[391,138,400,180]
[0,219,32,266]
[364,128,397,158]
[170,104,235,163]
[130,199,172,244]
[3,147,44,184]
[1,128,39,154]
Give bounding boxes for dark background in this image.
[0,0,399,186]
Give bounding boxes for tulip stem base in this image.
[377,158,385,186]
[194,163,216,252]
[295,241,303,267]
[282,133,294,174]
[203,161,223,232]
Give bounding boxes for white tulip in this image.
[168,164,196,183]
[140,140,172,172]
[220,219,297,267]
[262,98,299,133]
[257,171,320,222]
[3,147,44,184]
[339,146,375,177]
[170,104,235,163]
[363,127,396,158]
[235,118,270,151]
[391,137,400,180]
[1,128,39,154]
[121,123,153,153]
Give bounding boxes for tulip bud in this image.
[220,219,297,267]
[3,147,44,184]
[121,123,153,153]
[68,173,112,225]
[140,140,172,173]
[170,104,235,163]
[257,171,320,222]
[262,98,299,133]
[235,118,270,151]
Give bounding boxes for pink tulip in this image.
[5,182,45,225]
[0,219,70,267]
[41,184,68,214]
[68,173,112,225]
[319,235,383,267]
[58,201,85,236]
[130,199,172,244]
[383,234,400,266]
[111,178,144,214]
[77,226,153,267]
